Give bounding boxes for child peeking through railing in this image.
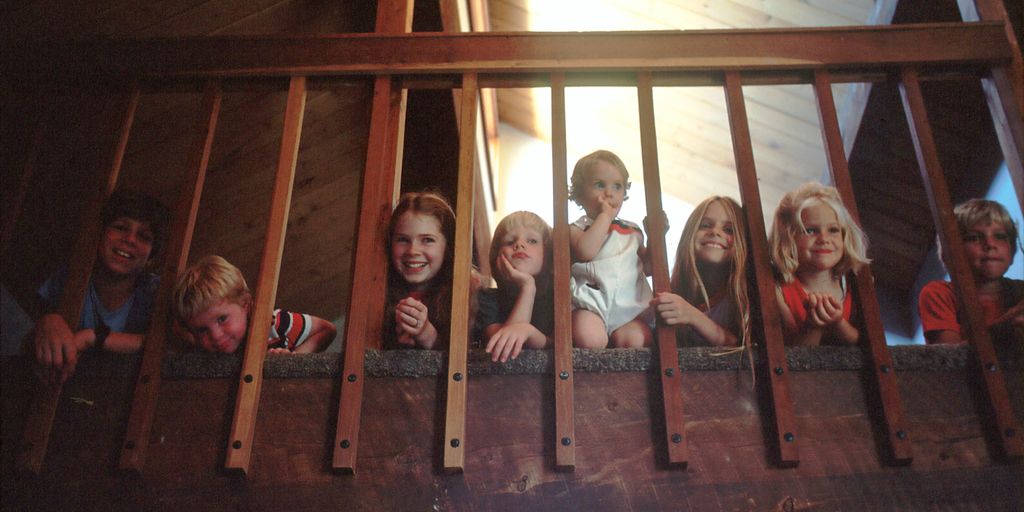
[476,211,554,362]
[173,255,335,354]
[769,183,869,346]
[568,149,654,349]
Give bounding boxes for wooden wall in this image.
[0,0,471,337]
[1,357,1021,510]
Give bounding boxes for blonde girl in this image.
[769,182,869,346]
[568,149,653,349]
[385,191,456,349]
[651,196,750,347]
[477,211,554,362]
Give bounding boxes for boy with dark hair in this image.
[34,189,170,383]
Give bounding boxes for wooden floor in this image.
[2,358,1022,511]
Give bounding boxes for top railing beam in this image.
[2,23,1012,80]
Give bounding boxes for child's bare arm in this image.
[776,288,825,346]
[570,210,615,261]
[34,313,83,384]
[291,315,337,353]
[396,297,439,349]
[486,323,549,362]
[651,292,738,347]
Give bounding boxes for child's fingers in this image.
[498,335,521,362]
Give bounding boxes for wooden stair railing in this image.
[899,67,1023,459]
[119,80,222,473]
[16,86,141,475]
[637,72,689,466]
[225,75,307,474]
[723,72,800,466]
[550,72,576,471]
[812,70,913,465]
[7,18,1021,475]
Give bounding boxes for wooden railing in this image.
[4,12,1022,477]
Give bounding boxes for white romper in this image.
[570,215,653,334]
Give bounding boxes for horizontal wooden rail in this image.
[3,23,1011,79]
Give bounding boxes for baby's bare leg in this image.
[572,309,609,349]
[610,318,653,348]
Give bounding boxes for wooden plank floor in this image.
[2,359,1021,511]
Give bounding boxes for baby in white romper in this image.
[568,150,653,349]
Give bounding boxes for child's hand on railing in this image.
[485,322,537,363]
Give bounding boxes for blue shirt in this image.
[38,266,160,333]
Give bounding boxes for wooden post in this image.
[813,70,912,465]
[723,71,799,466]
[550,72,575,471]
[958,0,1024,213]
[899,67,1023,459]
[443,72,478,473]
[332,0,413,473]
[224,76,306,474]
[637,72,688,467]
[16,86,140,475]
[118,80,221,473]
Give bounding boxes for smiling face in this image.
[185,299,250,354]
[693,201,735,266]
[497,225,546,277]
[578,159,627,219]
[96,216,154,278]
[795,202,844,275]
[390,212,448,290]
[962,221,1014,282]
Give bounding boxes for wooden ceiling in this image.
[488,0,882,215]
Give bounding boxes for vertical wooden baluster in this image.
[723,71,799,466]
[332,74,407,472]
[550,72,575,471]
[813,69,913,464]
[637,72,688,466]
[16,85,140,475]
[118,80,222,473]
[224,76,307,474]
[899,67,1023,458]
[443,72,478,473]
[333,0,412,473]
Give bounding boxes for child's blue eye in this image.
[217,315,227,324]
[964,234,982,243]
[528,239,539,245]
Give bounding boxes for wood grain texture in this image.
[899,67,1022,459]
[4,23,1012,79]
[549,73,575,471]
[334,0,413,473]
[224,75,306,474]
[637,72,688,466]
[3,358,1021,510]
[118,80,222,473]
[443,72,479,473]
[723,71,799,466]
